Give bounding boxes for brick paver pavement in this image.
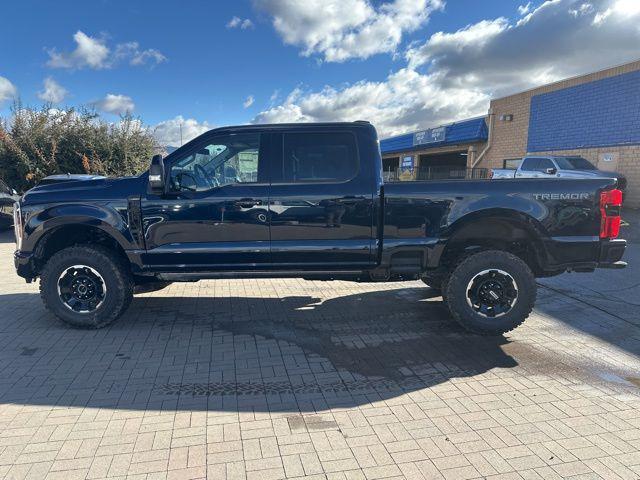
[0,231,639,479]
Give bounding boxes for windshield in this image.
[554,156,596,170]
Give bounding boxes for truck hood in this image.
[37,174,106,186]
[22,174,146,205]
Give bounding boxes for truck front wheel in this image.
[40,245,133,329]
[444,250,536,335]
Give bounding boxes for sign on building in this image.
[597,152,619,171]
[413,126,446,146]
[399,155,415,181]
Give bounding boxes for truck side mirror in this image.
[545,167,557,175]
[148,154,166,194]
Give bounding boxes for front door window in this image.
[169,133,261,192]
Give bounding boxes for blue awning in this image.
[380,116,488,155]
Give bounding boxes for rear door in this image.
[267,128,376,269]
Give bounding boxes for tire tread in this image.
[40,245,133,329]
[444,250,535,335]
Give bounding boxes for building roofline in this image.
[380,115,488,141]
[380,141,482,156]
[491,58,640,101]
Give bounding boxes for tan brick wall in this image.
[477,60,640,207]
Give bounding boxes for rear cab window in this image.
[273,132,359,184]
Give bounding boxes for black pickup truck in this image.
[13,122,626,334]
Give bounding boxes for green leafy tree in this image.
[0,103,158,192]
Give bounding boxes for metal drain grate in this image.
[155,376,446,396]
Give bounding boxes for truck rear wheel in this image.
[40,245,133,329]
[444,250,536,335]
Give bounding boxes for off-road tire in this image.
[40,245,133,329]
[444,250,536,335]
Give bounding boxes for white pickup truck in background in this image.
[491,155,627,190]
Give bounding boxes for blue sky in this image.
[1,0,639,145]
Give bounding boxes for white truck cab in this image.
[491,155,627,188]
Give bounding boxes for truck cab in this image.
[141,122,379,272]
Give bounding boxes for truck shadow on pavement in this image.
[0,229,15,244]
[0,287,518,412]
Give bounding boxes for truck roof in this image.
[201,121,372,134]
[167,121,376,157]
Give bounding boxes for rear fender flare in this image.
[434,208,550,270]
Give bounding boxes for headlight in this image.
[13,202,22,249]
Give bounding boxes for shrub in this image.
[0,104,158,192]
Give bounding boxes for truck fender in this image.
[435,208,550,271]
[23,203,136,254]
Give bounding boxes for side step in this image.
[157,270,365,282]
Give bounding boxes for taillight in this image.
[600,189,622,239]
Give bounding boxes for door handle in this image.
[235,198,262,208]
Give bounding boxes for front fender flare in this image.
[22,203,135,254]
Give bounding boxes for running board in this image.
[157,270,365,282]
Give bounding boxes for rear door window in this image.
[275,132,359,184]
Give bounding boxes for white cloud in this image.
[254,0,640,137]
[37,77,68,103]
[95,94,135,115]
[47,31,111,69]
[518,2,532,15]
[269,90,280,104]
[253,68,490,137]
[47,31,167,69]
[569,2,595,16]
[593,0,640,24]
[227,16,254,29]
[0,76,18,105]
[254,0,444,62]
[153,116,214,146]
[405,0,640,97]
[114,42,167,66]
[407,18,509,70]
[243,95,255,108]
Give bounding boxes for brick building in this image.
[380,60,640,207]
[380,117,489,182]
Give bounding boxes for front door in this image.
[268,130,375,269]
[141,131,271,270]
